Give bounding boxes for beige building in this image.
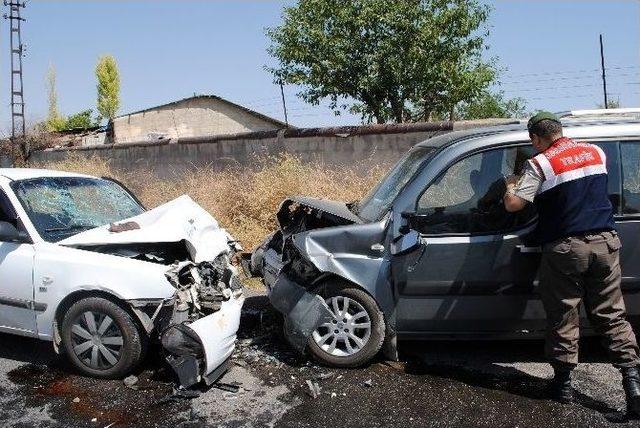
[112,95,287,144]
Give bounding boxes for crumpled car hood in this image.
[278,196,362,227]
[59,195,237,263]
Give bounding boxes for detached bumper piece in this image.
[162,295,245,388]
[269,275,333,352]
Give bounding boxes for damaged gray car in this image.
[246,109,640,367]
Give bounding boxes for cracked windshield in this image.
[12,177,144,242]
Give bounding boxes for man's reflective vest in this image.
[531,137,615,244]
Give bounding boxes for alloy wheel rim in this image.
[312,296,372,357]
[70,311,123,370]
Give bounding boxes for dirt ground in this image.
[0,289,638,428]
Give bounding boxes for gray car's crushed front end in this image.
[244,196,391,353]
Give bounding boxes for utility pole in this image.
[599,34,608,109]
[279,80,289,127]
[4,1,27,146]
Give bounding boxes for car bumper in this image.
[161,293,245,388]
[189,294,245,383]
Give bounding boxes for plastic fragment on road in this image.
[306,380,321,398]
[123,375,138,389]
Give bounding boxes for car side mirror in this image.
[399,210,415,235]
[391,229,421,255]
[0,221,28,243]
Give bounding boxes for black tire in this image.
[60,297,146,379]
[306,280,385,368]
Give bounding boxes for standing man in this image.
[503,111,640,416]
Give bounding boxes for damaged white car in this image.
[0,169,244,387]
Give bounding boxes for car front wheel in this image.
[307,281,385,367]
[60,297,146,379]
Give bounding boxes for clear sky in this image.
[1,0,638,134]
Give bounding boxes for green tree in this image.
[63,109,99,130]
[456,91,527,120]
[95,55,121,121]
[45,63,65,131]
[266,0,496,124]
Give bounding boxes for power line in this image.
[526,92,640,101]
[499,72,636,86]
[502,82,602,93]
[502,65,638,80]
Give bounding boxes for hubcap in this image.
[312,296,372,357]
[70,311,123,370]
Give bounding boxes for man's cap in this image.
[527,111,561,131]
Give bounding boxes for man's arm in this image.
[503,160,543,212]
[503,177,528,212]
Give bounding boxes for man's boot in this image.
[545,367,573,403]
[621,367,640,419]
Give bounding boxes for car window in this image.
[621,141,640,215]
[0,189,17,224]
[357,147,435,221]
[414,145,537,235]
[592,141,621,214]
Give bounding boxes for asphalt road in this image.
[0,291,638,427]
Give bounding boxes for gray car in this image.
[246,108,640,368]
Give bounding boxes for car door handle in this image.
[371,243,385,252]
[516,245,542,253]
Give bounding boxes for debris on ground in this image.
[381,361,406,371]
[222,392,239,401]
[212,382,241,393]
[123,375,138,389]
[315,372,333,381]
[158,387,202,404]
[364,379,373,387]
[72,397,80,403]
[306,380,321,398]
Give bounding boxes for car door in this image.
[391,143,546,336]
[618,140,640,323]
[0,188,37,336]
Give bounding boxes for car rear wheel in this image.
[60,297,146,379]
[307,280,385,367]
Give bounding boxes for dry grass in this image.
[33,154,388,250]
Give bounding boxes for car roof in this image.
[416,115,640,150]
[0,168,96,181]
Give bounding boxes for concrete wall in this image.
[30,119,517,178]
[0,154,13,168]
[50,130,107,148]
[113,97,283,144]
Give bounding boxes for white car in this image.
[0,168,244,387]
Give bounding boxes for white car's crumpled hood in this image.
[59,195,237,263]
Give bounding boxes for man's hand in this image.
[505,174,520,186]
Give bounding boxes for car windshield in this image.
[357,147,436,221]
[12,176,144,242]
